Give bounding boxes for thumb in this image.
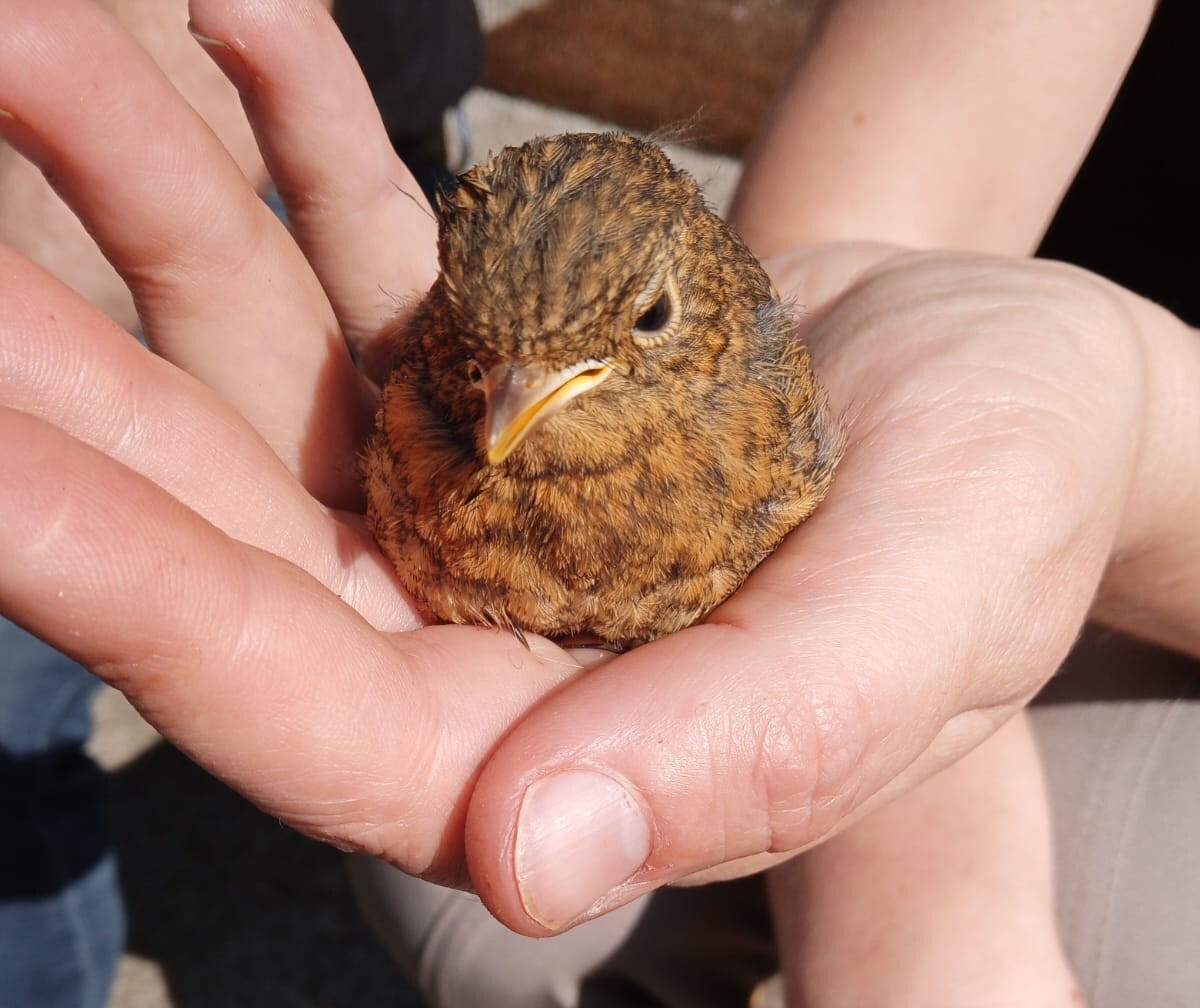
[460,485,980,937]
[462,617,935,937]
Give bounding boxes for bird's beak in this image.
[482,358,613,465]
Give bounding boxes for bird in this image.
[363,132,840,649]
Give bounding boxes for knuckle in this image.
[747,676,878,852]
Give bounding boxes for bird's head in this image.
[432,132,774,469]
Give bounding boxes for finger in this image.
[0,244,412,631]
[0,0,366,507]
[0,405,577,876]
[188,0,439,358]
[464,254,1142,935]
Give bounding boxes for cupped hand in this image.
[0,0,583,885]
[464,245,1164,933]
[1,0,1188,943]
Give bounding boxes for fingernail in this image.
[187,23,254,93]
[514,770,651,930]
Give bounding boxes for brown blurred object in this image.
[484,0,818,156]
[364,133,839,648]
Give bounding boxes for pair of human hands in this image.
[0,0,1165,936]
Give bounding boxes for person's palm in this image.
[1,0,1153,936]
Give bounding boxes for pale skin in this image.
[0,0,273,331]
[730,2,1164,1004]
[731,0,1158,257]
[1,6,1198,1008]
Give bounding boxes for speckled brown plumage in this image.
[364,133,840,647]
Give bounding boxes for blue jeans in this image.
[0,618,125,1008]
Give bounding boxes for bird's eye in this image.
[634,292,671,334]
[631,272,679,348]
[466,360,484,387]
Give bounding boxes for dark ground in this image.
[107,740,423,1007]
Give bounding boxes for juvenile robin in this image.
[364,133,840,648]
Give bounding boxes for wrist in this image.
[1092,292,1200,657]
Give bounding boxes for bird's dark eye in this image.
[634,292,672,334]
[631,272,679,348]
[466,360,484,387]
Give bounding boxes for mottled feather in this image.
[363,133,840,647]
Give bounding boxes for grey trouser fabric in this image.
[351,629,1199,1007]
[349,864,775,1007]
[1033,628,1200,1008]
